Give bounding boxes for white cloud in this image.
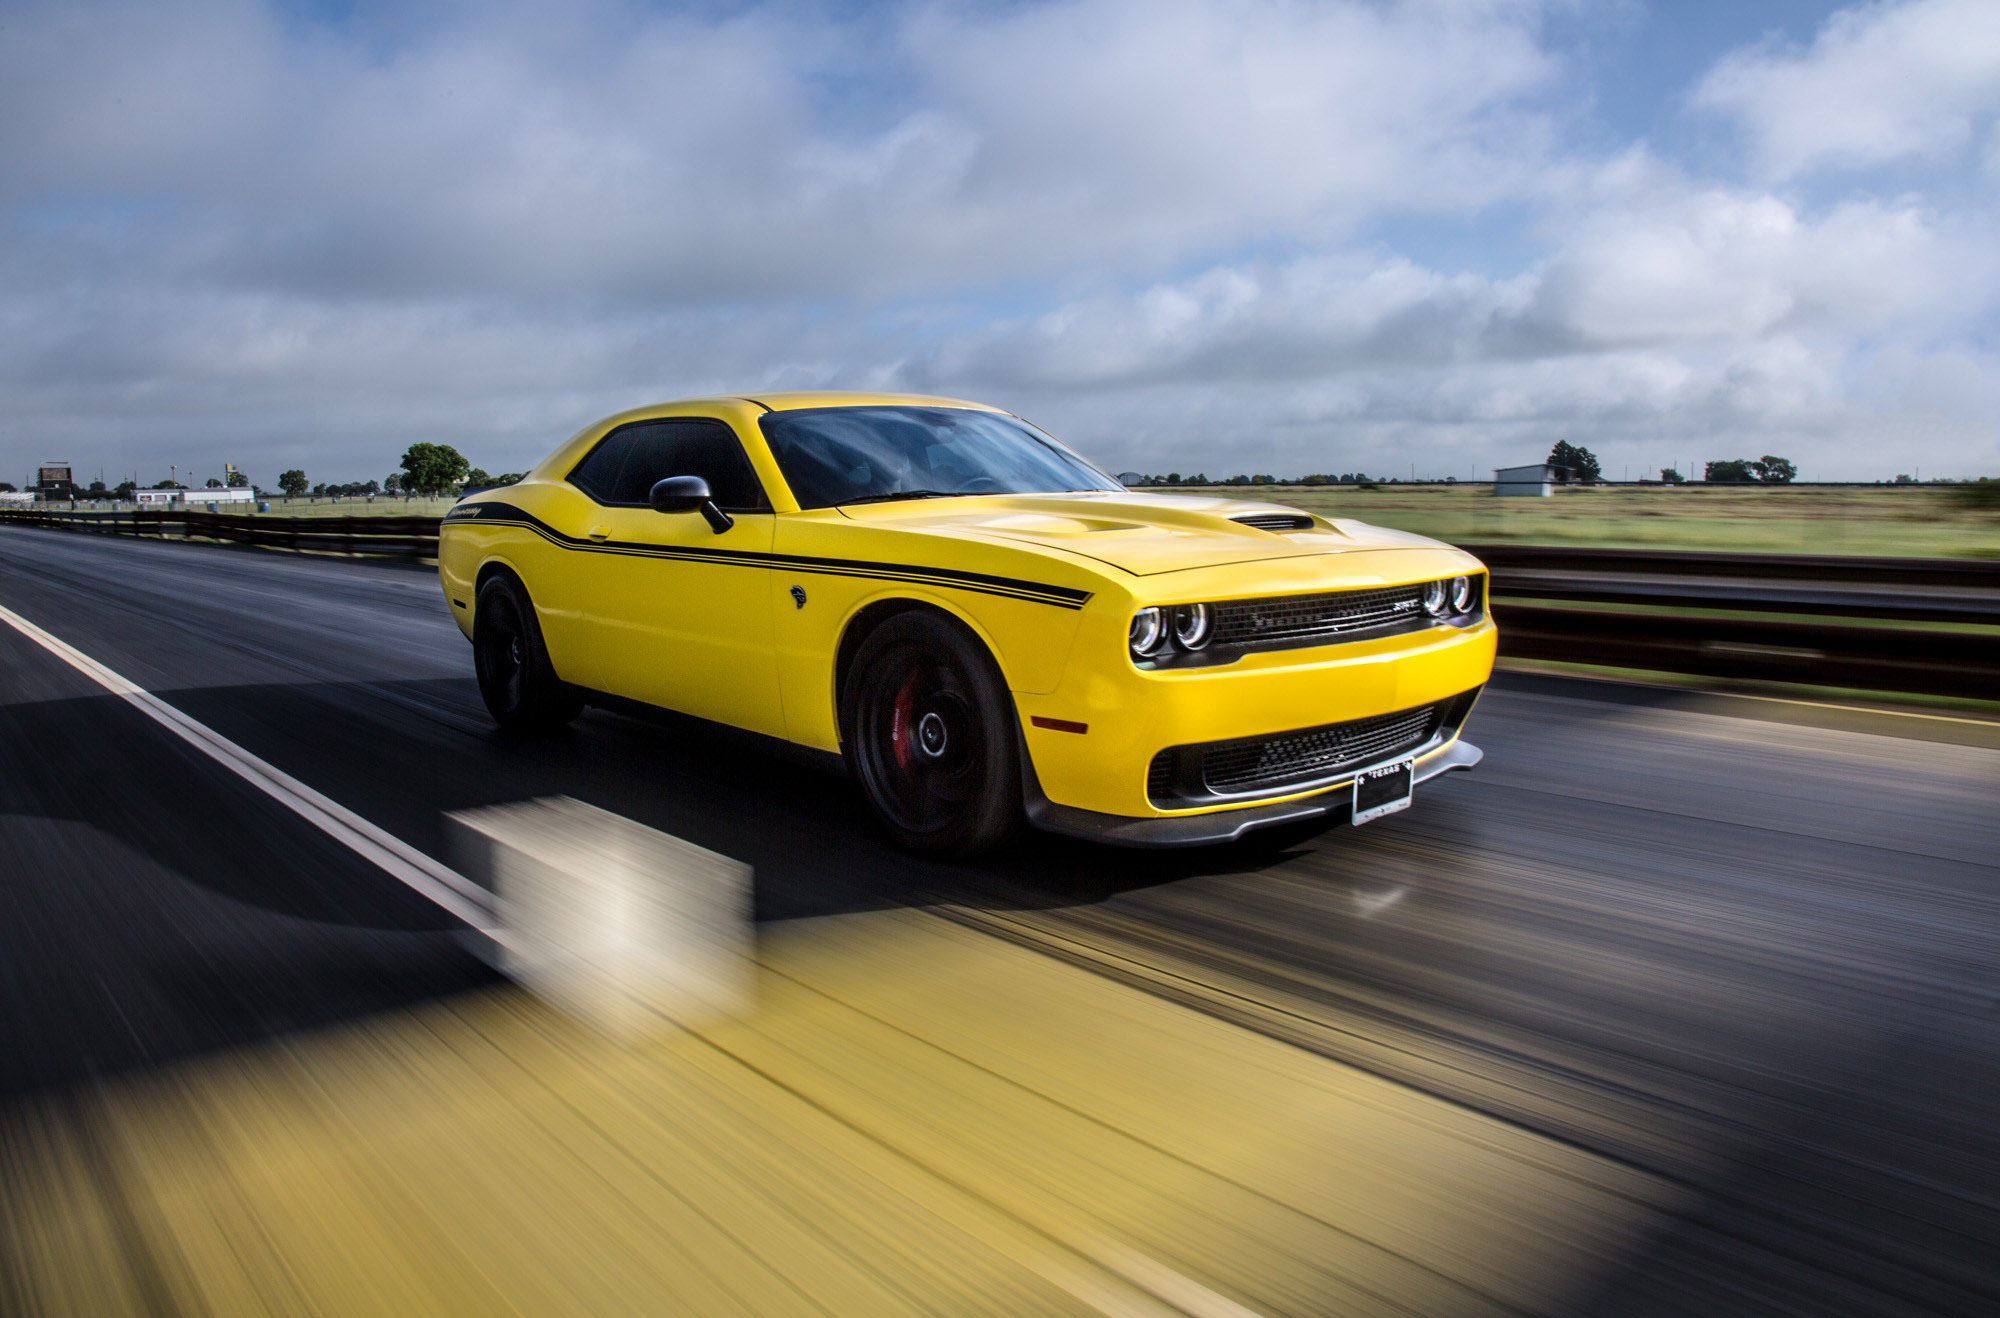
[1693,0,2000,178]
[1,0,1997,487]
[880,162,2000,478]
[0,0,1566,302]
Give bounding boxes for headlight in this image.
[1422,579,1449,617]
[1450,575,1474,613]
[1171,603,1213,650]
[1130,607,1166,657]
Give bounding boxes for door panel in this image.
[570,510,782,736]
[549,417,784,736]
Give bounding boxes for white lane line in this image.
[0,601,496,931]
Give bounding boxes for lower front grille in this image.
[1147,692,1478,806]
[1202,704,1440,795]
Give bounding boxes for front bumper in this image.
[1014,610,1497,819]
[1023,736,1482,847]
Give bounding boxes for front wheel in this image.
[842,612,1021,857]
[473,575,581,730]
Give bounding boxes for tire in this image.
[841,611,1022,857]
[473,574,581,730]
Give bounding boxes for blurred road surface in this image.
[2,526,1996,1315]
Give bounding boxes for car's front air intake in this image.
[1145,689,1481,806]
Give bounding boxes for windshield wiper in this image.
[834,489,963,507]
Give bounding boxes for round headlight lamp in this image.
[1130,607,1166,657]
[1171,603,1214,650]
[1421,579,1449,617]
[1450,575,1474,613]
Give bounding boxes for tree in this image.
[1659,467,1685,485]
[226,470,249,488]
[384,473,404,495]
[1751,455,1797,483]
[463,467,493,488]
[113,480,136,499]
[1706,459,1756,482]
[204,477,223,488]
[490,472,526,485]
[0,482,14,492]
[1548,440,1602,483]
[278,469,309,498]
[400,442,470,496]
[86,480,107,496]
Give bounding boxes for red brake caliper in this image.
[890,674,917,774]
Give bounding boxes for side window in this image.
[567,419,768,511]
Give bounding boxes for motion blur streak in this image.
[0,912,1676,1314]
[3,526,1999,1312]
[449,796,754,1036]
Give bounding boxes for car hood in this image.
[835,491,1447,576]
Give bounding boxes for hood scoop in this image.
[1231,512,1315,532]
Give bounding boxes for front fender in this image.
[777,582,1086,754]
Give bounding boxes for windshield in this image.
[758,406,1123,509]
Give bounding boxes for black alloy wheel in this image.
[842,612,1021,856]
[473,575,582,730]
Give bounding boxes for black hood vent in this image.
[1231,512,1314,532]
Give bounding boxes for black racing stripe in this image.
[444,501,1093,609]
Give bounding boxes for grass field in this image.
[1210,483,1999,558]
[46,483,2000,558]
[254,496,462,518]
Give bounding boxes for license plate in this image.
[1352,758,1415,825]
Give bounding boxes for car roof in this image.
[732,391,1006,414]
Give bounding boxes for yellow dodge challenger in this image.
[439,393,1495,855]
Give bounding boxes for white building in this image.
[135,487,256,507]
[1493,463,1558,497]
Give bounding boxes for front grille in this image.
[1210,585,1428,651]
[1231,513,1314,532]
[1147,698,1458,804]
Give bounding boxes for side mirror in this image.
[648,476,733,534]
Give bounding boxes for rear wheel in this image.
[842,612,1021,856]
[473,575,581,730]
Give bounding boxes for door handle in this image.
[586,526,611,541]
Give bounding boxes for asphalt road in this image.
[2,524,1997,1315]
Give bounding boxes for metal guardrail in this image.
[0,508,439,558]
[1468,544,1999,698]
[2,511,1993,698]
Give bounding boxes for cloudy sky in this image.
[4,0,1997,488]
